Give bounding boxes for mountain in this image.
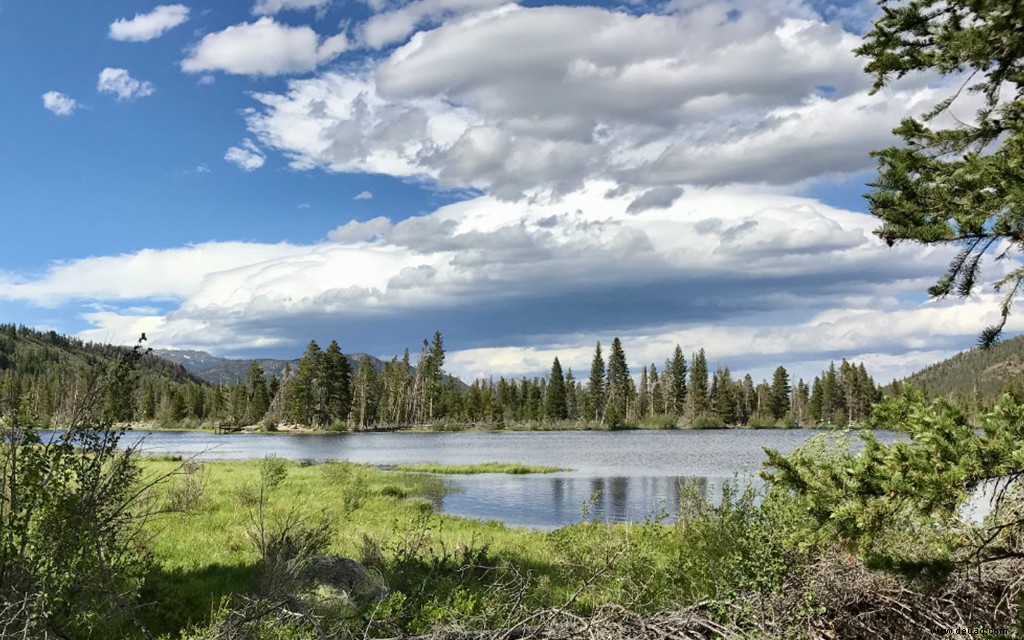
[0,324,202,385]
[152,348,388,385]
[898,333,1024,400]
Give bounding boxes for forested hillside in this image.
[897,333,1024,404]
[0,323,205,426]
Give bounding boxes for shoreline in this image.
[125,419,842,436]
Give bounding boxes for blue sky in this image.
[0,0,1015,384]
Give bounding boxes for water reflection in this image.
[440,474,726,530]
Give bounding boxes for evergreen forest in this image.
[0,324,886,431]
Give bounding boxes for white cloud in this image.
[224,139,266,171]
[253,0,332,15]
[328,216,391,242]
[0,241,305,306]
[41,91,78,116]
[354,190,373,200]
[109,4,190,42]
[97,68,155,101]
[443,299,1018,384]
[240,2,946,197]
[181,17,348,76]
[359,0,506,49]
[3,181,998,383]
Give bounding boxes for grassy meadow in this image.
[138,455,766,638]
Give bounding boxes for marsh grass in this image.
[394,461,567,474]
[139,456,816,638]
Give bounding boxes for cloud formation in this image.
[224,139,266,171]
[253,0,332,15]
[41,91,78,116]
[2,181,1001,382]
[359,0,506,48]
[239,2,944,198]
[97,68,155,101]
[181,17,348,76]
[109,4,190,42]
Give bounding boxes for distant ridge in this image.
[898,333,1024,400]
[152,348,386,385]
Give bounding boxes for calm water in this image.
[87,429,902,529]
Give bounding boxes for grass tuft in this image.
[394,461,568,474]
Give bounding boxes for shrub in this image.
[259,454,290,491]
[166,461,207,513]
[0,338,162,637]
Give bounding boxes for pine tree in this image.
[856,0,1024,345]
[605,338,630,422]
[823,362,846,425]
[769,365,791,421]
[667,345,687,414]
[587,342,605,422]
[246,362,270,424]
[637,366,649,419]
[688,349,709,417]
[714,368,737,425]
[322,340,353,425]
[545,357,568,421]
[565,368,578,420]
[414,331,446,422]
[287,340,321,425]
[808,376,823,423]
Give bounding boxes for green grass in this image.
[135,458,797,639]
[394,461,568,474]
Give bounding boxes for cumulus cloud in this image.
[354,190,374,200]
[2,181,995,382]
[41,91,78,116]
[97,68,155,101]
[224,139,266,171]
[181,17,348,76]
[238,1,945,197]
[253,0,332,15]
[109,5,190,42]
[359,0,506,48]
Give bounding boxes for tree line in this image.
[218,334,880,429]
[0,324,881,429]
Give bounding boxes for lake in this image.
[114,428,899,529]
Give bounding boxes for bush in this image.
[670,480,801,604]
[688,412,726,429]
[259,454,290,491]
[166,461,208,513]
[0,338,161,637]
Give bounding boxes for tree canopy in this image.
[858,0,1024,346]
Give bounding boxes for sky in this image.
[0,0,1019,386]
